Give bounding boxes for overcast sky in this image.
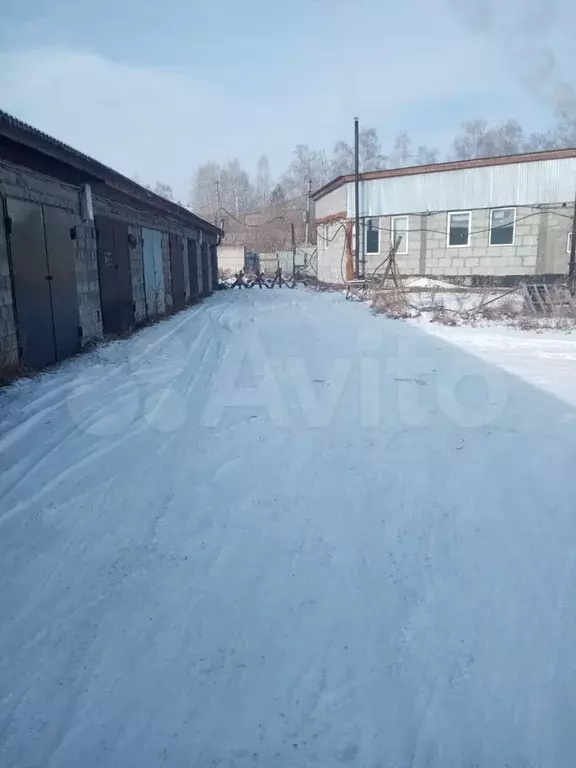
[0,0,574,200]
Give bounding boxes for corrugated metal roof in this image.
[0,109,221,235]
[345,156,576,217]
[312,147,576,201]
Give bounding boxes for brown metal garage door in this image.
[95,216,134,335]
[5,198,80,369]
[200,242,210,297]
[187,237,199,303]
[169,233,185,312]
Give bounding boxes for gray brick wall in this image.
[0,160,81,213]
[128,224,146,323]
[0,214,18,365]
[74,223,103,345]
[317,204,574,281]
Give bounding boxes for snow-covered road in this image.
[2,288,576,767]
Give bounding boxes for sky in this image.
[0,0,575,200]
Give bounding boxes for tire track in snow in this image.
[0,303,206,455]
[0,299,235,528]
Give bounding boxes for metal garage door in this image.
[169,233,186,311]
[43,207,80,361]
[200,242,210,297]
[95,216,134,335]
[142,228,165,318]
[5,198,55,368]
[187,237,199,303]
[210,244,218,290]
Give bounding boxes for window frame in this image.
[391,216,409,254]
[489,207,516,247]
[447,211,472,248]
[365,217,380,256]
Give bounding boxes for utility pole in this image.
[215,179,222,226]
[305,178,312,245]
[354,117,361,279]
[291,222,296,280]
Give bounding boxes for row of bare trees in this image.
[147,109,575,251]
[187,113,576,221]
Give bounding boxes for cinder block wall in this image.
[317,222,348,283]
[74,223,103,344]
[317,204,574,282]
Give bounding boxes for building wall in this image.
[0,160,104,357]
[74,223,103,344]
[218,245,245,274]
[0,213,17,365]
[318,204,574,282]
[315,185,347,220]
[317,221,349,283]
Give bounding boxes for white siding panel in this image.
[316,185,347,219]
[346,158,576,217]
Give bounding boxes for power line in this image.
[316,208,574,242]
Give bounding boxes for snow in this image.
[403,276,459,291]
[2,289,576,766]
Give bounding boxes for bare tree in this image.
[414,145,438,165]
[189,162,222,221]
[390,131,413,168]
[221,159,254,217]
[282,145,331,199]
[255,155,272,207]
[153,181,174,200]
[331,128,387,175]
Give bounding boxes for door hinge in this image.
[78,325,83,338]
[4,216,12,235]
[70,226,77,240]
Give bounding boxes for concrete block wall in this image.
[422,207,539,277]
[128,225,147,324]
[537,204,573,274]
[317,204,574,282]
[317,221,348,283]
[0,214,18,365]
[74,223,103,344]
[364,216,423,276]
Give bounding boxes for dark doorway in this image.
[5,198,81,369]
[95,216,134,335]
[187,237,199,303]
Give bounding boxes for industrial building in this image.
[312,149,576,284]
[0,111,220,372]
